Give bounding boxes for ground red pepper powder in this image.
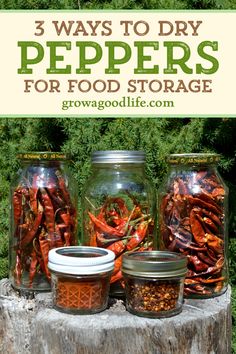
[48,246,115,314]
[55,277,108,310]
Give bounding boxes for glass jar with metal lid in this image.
[122,250,187,318]
[48,246,115,314]
[9,152,78,292]
[158,153,228,298]
[81,150,156,296]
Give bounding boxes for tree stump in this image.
[0,278,231,354]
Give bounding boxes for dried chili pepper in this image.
[20,207,43,248]
[29,174,39,215]
[86,196,154,289]
[60,210,71,226]
[106,239,127,256]
[113,255,123,275]
[190,209,207,246]
[110,270,123,284]
[40,188,55,234]
[11,164,77,290]
[13,189,22,226]
[88,211,125,238]
[39,234,51,281]
[14,251,22,286]
[64,231,71,246]
[159,162,227,297]
[29,250,38,288]
[126,221,149,251]
[55,170,71,206]
[89,232,98,247]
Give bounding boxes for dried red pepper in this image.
[12,168,77,289]
[159,166,227,297]
[13,189,22,226]
[86,196,154,288]
[88,211,125,238]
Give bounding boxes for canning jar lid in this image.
[92,150,145,164]
[17,152,69,161]
[48,246,115,275]
[167,153,220,165]
[122,251,187,278]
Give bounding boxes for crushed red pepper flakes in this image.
[125,279,181,314]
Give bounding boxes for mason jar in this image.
[81,150,156,296]
[158,153,228,298]
[48,246,115,314]
[122,250,187,318]
[9,152,78,292]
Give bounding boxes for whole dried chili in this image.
[88,211,125,238]
[110,270,123,284]
[106,239,128,256]
[20,206,43,248]
[113,255,123,275]
[59,210,71,226]
[86,196,154,288]
[14,252,22,286]
[29,174,39,215]
[39,232,51,281]
[29,250,38,287]
[11,165,77,290]
[55,170,71,207]
[40,188,55,234]
[159,159,227,297]
[126,221,149,251]
[13,190,22,226]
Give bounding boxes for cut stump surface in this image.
[0,279,231,354]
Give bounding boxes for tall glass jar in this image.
[158,153,228,298]
[9,152,78,292]
[81,150,156,296]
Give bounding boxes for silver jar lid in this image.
[48,246,115,275]
[91,150,145,164]
[122,251,187,278]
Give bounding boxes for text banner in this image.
[0,11,235,116]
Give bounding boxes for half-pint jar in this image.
[122,250,187,318]
[48,246,115,314]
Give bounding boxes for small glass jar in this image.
[48,246,115,314]
[9,152,78,292]
[81,150,156,296]
[122,251,187,318]
[158,153,228,298]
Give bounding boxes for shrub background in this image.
[1,117,236,275]
[1,0,236,350]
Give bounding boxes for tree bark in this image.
[0,278,232,354]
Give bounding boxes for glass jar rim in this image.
[17,152,69,161]
[48,246,115,275]
[167,153,220,165]
[122,251,187,278]
[91,150,145,164]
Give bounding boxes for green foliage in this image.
[1,0,236,9]
[229,239,236,284]
[232,285,236,353]
[1,117,236,283]
[1,0,236,348]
